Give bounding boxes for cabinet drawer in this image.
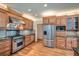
[3,51,10,56]
[0,40,11,48]
[56,32,66,36]
[0,46,10,53]
[0,50,10,56]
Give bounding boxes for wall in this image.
[33,18,43,42]
[37,24,43,40]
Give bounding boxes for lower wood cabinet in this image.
[25,35,34,46]
[56,36,79,50]
[66,37,79,50]
[66,38,72,49]
[56,37,66,49]
[0,39,11,56]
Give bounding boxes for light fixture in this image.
[44,4,48,7]
[28,9,32,12]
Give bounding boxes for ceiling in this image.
[4,3,79,20]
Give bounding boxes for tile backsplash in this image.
[0,30,6,38]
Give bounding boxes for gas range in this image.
[11,35,25,53]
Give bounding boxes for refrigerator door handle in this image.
[43,31,47,35]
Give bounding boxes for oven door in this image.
[12,37,24,53]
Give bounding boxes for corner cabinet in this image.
[0,12,9,29]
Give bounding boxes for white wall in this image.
[33,18,43,42]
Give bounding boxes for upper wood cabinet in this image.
[28,21,33,30]
[56,16,61,25]
[43,17,49,24]
[0,12,9,29]
[60,16,67,26]
[48,16,56,24]
[43,16,56,24]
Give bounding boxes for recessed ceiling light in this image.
[28,9,32,12]
[44,4,48,7]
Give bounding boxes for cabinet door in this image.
[0,12,9,28]
[56,37,65,49]
[72,38,77,48]
[30,35,34,41]
[25,36,31,46]
[49,17,56,24]
[43,17,49,24]
[0,39,11,56]
[60,16,67,26]
[66,38,72,49]
[28,21,33,30]
[56,17,61,25]
[25,20,29,29]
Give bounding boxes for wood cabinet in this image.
[66,38,72,49]
[25,35,34,46]
[56,16,61,25]
[0,12,9,29]
[60,16,67,26]
[56,31,66,37]
[56,37,66,49]
[66,37,79,50]
[16,21,33,30]
[43,16,56,24]
[43,17,49,24]
[0,39,11,56]
[48,16,56,24]
[56,36,79,50]
[28,21,33,30]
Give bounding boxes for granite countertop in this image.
[0,37,11,41]
[0,35,24,40]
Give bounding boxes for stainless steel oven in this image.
[12,36,24,53]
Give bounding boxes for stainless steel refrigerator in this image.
[43,25,56,48]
